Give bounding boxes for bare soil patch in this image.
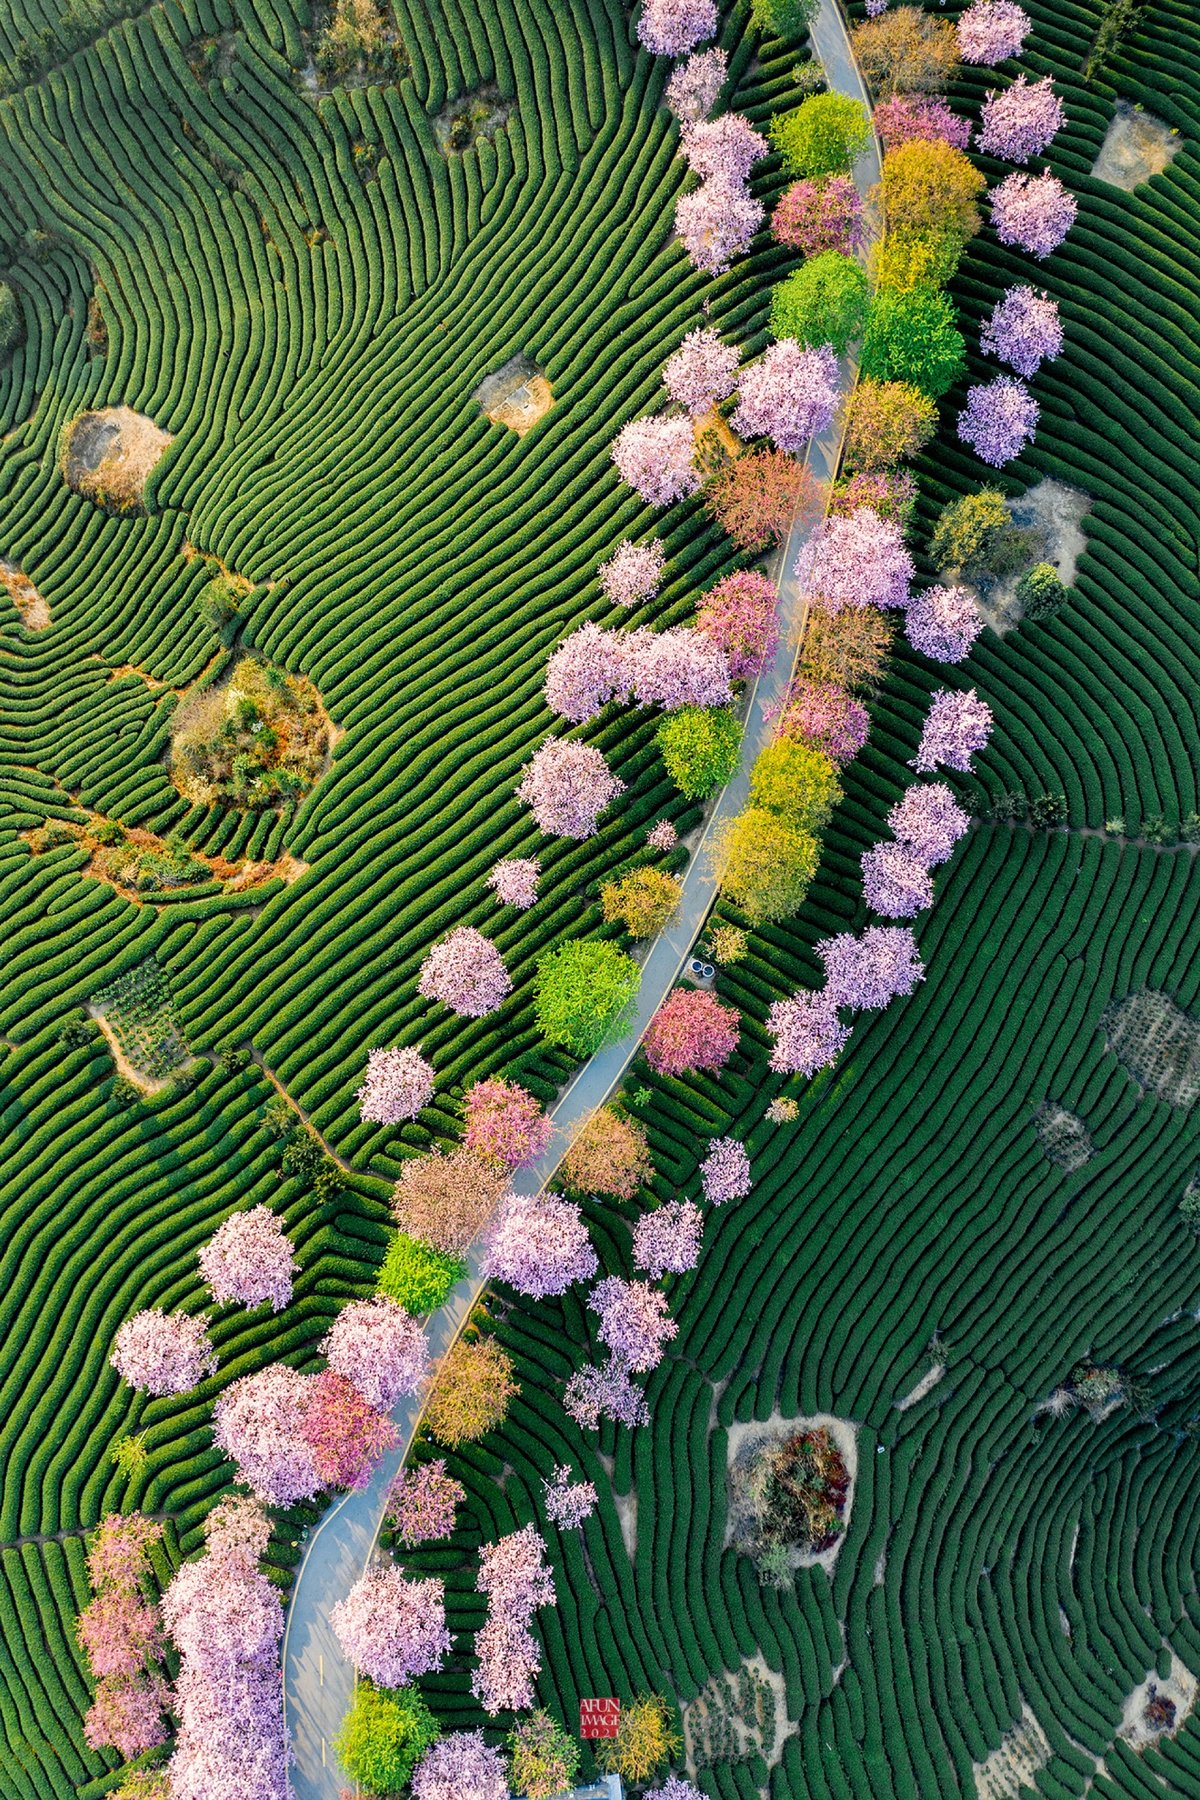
[61,406,172,512]
[475,354,554,437]
[1033,1103,1093,1171]
[87,1013,173,1094]
[963,480,1092,635]
[725,1409,857,1575]
[974,1702,1052,1800]
[1116,1652,1195,1750]
[23,807,308,901]
[1103,989,1200,1108]
[895,1362,945,1411]
[0,558,50,629]
[1092,101,1181,190]
[433,84,511,155]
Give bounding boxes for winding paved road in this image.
[282,8,880,1790]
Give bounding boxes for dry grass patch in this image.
[61,406,172,512]
[475,353,554,436]
[0,558,49,629]
[1092,101,1181,189]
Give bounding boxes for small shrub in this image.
[378,1232,465,1315]
[657,705,741,797]
[1180,1176,1200,1235]
[281,1130,324,1183]
[217,1043,251,1074]
[58,1016,94,1050]
[110,1433,149,1475]
[0,281,21,358]
[1016,561,1067,619]
[750,0,817,38]
[710,924,748,963]
[1028,793,1067,828]
[261,1095,297,1140]
[110,1077,141,1109]
[196,575,241,637]
[1142,813,1174,845]
[930,489,1030,580]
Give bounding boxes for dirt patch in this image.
[23,807,308,901]
[87,1013,172,1094]
[61,406,172,512]
[963,480,1092,635]
[725,1409,857,1575]
[612,1487,637,1563]
[433,84,511,155]
[1103,989,1200,1108]
[685,1655,790,1787]
[475,354,554,437]
[895,1362,944,1411]
[1116,1653,1195,1749]
[1092,101,1181,190]
[0,559,50,630]
[974,1702,1052,1800]
[1033,1103,1093,1172]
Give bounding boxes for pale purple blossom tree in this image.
[200,1206,296,1313]
[817,925,925,1009]
[111,1310,217,1397]
[980,284,1063,378]
[590,1276,678,1372]
[413,1732,509,1800]
[162,1555,284,1672]
[517,737,625,838]
[663,326,739,416]
[543,1465,598,1529]
[463,1076,552,1168]
[564,1358,650,1430]
[482,1191,598,1299]
[385,1459,465,1547]
[796,508,913,611]
[696,570,779,678]
[731,340,840,454]
[322,1297,427,1413]
[647,818,679,850]
[653,1780,706,1800]
[874,94,971,150]
[599,538,665,608]
[861,842,935,918]
[977,75,1064,164]
[682,113,767,185]
[611,414,700,505]
[957,376,1039,466]
[472,1525,557,1716]
[665,47,727,123]
[212,1363,320,1507]
[676,179,765,275]
[418,925,512,1017]
[957,0,1032,64]
[629,625,732,710]
[487,855,541,909]
[633,1200,703,1277]
[331,1566,450,1688]
[545,621,632,722]
[700,1135,752,1204]
[905,584,985,663]
[772,175,865,256]
[780,675,870,765]
[911,687,994,773]
[637,0,718,57]
[766,990,851,1076]
[357,1044,435,1124]
[991,170,1077,259]
[887,783,970,865]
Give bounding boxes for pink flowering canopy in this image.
[473,1524,557,1716]
[662,325,739,417]
[636,0,718,57]
[958,0,1032,64]
[418,925,512,1018]
[696,570,779,678]
[413,1731,509,1800]
[644,987,739,1076]
[629,625,732,711]
[543,1464,599,1529]
[958,375,1039,467]
[861,841,936,918]
[911,686,994,773]
[676,178,765,275]
[386,1458,465,1547]
[84,1672,171,1759]
[780,675,870,766]
[977,75,1064,164]
[301,1368,398,1491]
[887,782,970,865]
[874,94,971,151]
[905,584,984,663]
[200,1205,295,1313]
[766,990,851,1077]
[665,47,727,124]
[517,736,624,839]
[655,1780,706,1800]
[463,1076,552,1168]
[357,1044,435,1124]
[772,175,864,257]
[564,1357,650,1430]
[545,621,630,722]
[86,1512,164,1592]
[162,1554,284,1673]
[599,537,665,609]
[213,1363,320,1507]
[482,1190,598,1298]
[991,170,1077,259]
[682,113,767,186]
[633,1199,704,1277]
[611,413,700,506]
[647,817,679,850]
[330,1566,450,1688]
[111,1309,217,1397]
[818,925,925,1009]
[732,340,840,455]
[77,1585,162,1678]
[796,507,913,611]
[590,1276,678,1372]
[700,1135,752,1204]
[322,1296,428,1413]
[487,854,541,909]
[980,284,1063,378]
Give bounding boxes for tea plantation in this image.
[2,0,1200,1793]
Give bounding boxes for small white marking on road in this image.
[322,1738,326,1765]
[319,1653,324,1685]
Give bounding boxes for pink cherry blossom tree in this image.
[482,1191,598,1298]
[637,0,718,57]
[647,818,678,850]
[77,1586,162,1676]
[487,855,541,909]
[911,686,994,773]
[564,1357,650,1430]
[682,113,767,185]
[772,175,865,256]
[957,375,1039,466]
[322,1297,427,1413]
[861,841,935,918]
[543,1465,599,1529]
[463,1076,552,1168]
[887,782,970,865]
[633,1200,703,1277]
[980,284,1063,378]
[517,737,625,838]
[796,508,913,611]
[699,1135,752,1204]
[300,1370,398,1490]
[385,1459,465,1547]
[213,1363,321,1507]
[731,340,840,454]
[663,326,739,416]
[413,1732,509,1800]
[84,1674,172,1759]
[200,1206,295,1313]
[817,925,925,1009]
[357,1044,435,1124]
[611,414,700,506]
[665,47,727,123]
[330,1566,450,1687]
[780,675,870,765]
[977,75,1064,163]
[676,179,765,275]
[628,625,732,710]
[991,170,1077,259]
[544,620,632,722]
[905,584,984,662]
[599,538,665,608]
[766,990,851,1076]
[472,1525,557,1715]
[695,570,779,677]
[957,0,1031,63]
[643,988,739,1076]
[590,1276,678,1371]
[874,94,971,150]
[418,925,511,1017]
[111,1309,217,1397]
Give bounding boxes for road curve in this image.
[282,8,880,1790]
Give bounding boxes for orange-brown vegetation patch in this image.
[61,406,172,512]
[0,559,50,630]
[22,810,308,901]
[475,354,554,437]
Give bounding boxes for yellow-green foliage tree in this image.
[876,140,986,252]
[844,379,938,471]
[716,808,821,923]
[601,866,683,938]
[597,1694,681,1785]
[749,740,842,834]
[425,1336,516,1448]
[852,6,958,95]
